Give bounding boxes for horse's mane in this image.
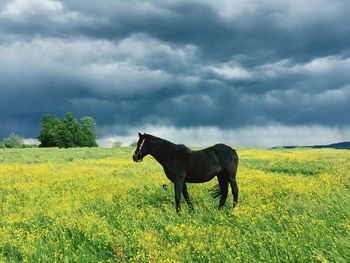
[145,134,192,156]
[145,134,174,147]
[145,134,171,143]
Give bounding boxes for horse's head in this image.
[133,133,149,162]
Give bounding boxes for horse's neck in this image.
[149,139,174,166]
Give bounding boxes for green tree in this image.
[38,112,98,148]
[3,132,24,148]
[58,112,80,148]
[79,117,98,147]
[37,114,61,147]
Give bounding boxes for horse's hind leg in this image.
[182,183,194,210]
[217,173,229,210]
[174,175,186,213]
[228,170,239,209]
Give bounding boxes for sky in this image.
[0,0,349,147]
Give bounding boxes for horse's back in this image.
[185,148,220,183]
[185,144,238,183]
[190,144,237,164]
[211,143,238,167]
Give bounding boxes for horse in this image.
[132,133,239,213]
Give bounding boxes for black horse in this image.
[133,133,239,212]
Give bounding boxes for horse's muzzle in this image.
[133,153,143,162]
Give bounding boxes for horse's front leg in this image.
[174,175,185,213]
[182,182,194,211]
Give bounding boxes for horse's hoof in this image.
[218,205,224,210]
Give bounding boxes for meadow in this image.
[0,147,349,262]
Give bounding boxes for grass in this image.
[0,147,349,262]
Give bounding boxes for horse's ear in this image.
[138,132,142,138]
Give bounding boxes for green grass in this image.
[0,147,349,262]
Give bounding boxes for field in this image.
[0,147,349,262]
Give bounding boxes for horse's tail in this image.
[210,184,222,199]
[210,172,229,199]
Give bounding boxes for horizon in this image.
[1,0,350,147]
[18,127,350,148]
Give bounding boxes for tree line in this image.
[1,112,98,148]
[38,112,98,148]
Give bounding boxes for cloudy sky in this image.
[0,0,349,147]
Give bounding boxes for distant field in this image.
[0,147,349,262]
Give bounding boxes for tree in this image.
[79,117,98,147]
[37,114,61,147]
[37,112,98,148]
[58,112,80,148]
[3,132,24,148]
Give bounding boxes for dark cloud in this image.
[0,0,349,145]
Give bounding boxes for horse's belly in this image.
[185,152,222,183]
[185,170,218,183]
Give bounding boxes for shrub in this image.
[130,141,137,147]
[112,141,123,148]
[2,133,24,148]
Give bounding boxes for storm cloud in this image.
[1,0,349,146]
